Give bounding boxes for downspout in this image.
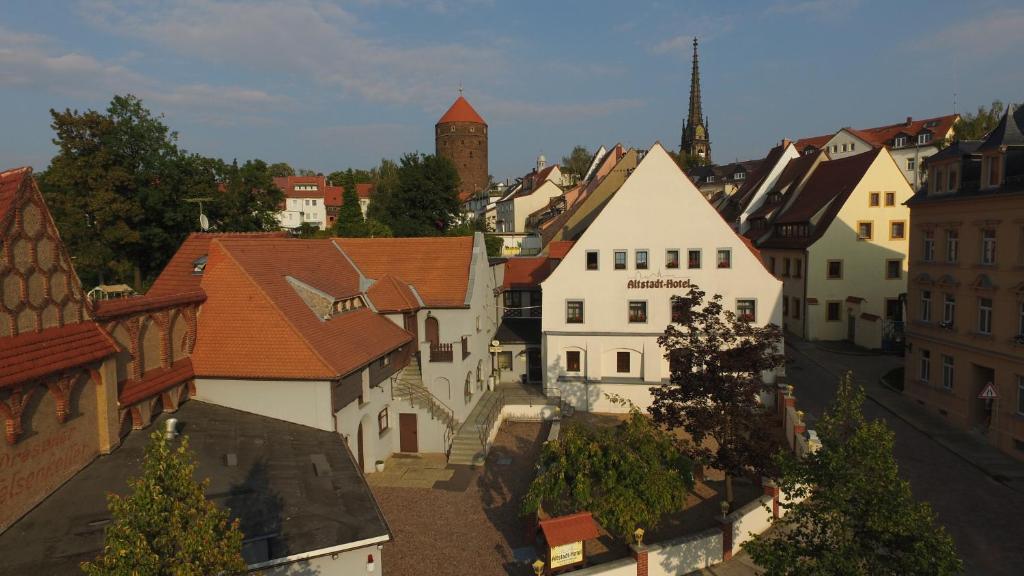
[802,248,810,339]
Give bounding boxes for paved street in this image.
[785,339,1024,576]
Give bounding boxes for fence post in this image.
[762,477,780,519]
[630,543,648,576]
[718,510,734,561]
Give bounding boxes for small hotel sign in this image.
[627,278,689,290]
[549,541,583,569]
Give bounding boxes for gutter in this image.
[246,534,391,572]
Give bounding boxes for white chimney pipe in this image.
[165,418,179,440]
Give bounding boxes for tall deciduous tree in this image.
[370,153,460,236]
[745,373,961,575]
[651,284,784,503]
[335,168,365,235]
[561,145,592,182]
[522,409,693,542]
[209,158,284,232]
[81,431,247,576]
[267,162,295,177]
[954,100,1017,141]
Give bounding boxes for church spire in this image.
[680,37,711,163]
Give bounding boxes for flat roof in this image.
[0,401,389,575]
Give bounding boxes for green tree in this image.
[561,145,592,183]
[651,284,785,503]
[446,218,502,257]
[268,162,295,177]
[209,158,284,232]
[40,94,196,288]
[522,409,693,542]
[334,168,365,235]
[328,168,374,186]
[954,100,1014,141]
[745,373,961,575]
[81,431,247,576]
[370,153,461,236]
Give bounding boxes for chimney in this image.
[164,418,179,440]
[781,138,792,148]
[905,116,913,126]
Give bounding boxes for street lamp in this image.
[532,559,545,575]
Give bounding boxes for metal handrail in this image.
[391,363,457,455]
[476,388,506,447]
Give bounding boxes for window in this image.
[890,221,905,240]
[497,351,513,371]
[716,249,732,269]
[841,143,848,152]
[793,297,801,319]
[981,230,996,265]
[886,259,902,279]
[666,250,680,269]
[978,298,993,335]
[918,132,932,145]
[827,301,841,321]
[857,221,873,240]
[586,251,599,270]
[783,297,789,316]
[794,259,802,278]
[378,408,389,433]
[566,350,581,372]
[884,192,895,207]
[948,166,958,191]
[907,158,916,172]
[783,258,791,277]
[869,192,880,206]
[943,294,956,326]
[920,350,931,382]
[707,175,715,183]
[988,155,1001,187]
[923,230,935,261]
[735,172,746,180]
[736,299,756,322]
[827,260,843,279]
[628,301,648,323]
[850,143,856,151]
[942,355,954,389]
[671,299,685,323]
[946,230,959,262]
[688,249,702,269]
[566,300,584,324]
[616,351,631,373]
[769,256,777,275]
[614,250,627,270]
[894,136,908,148]
[635,250,649,270]
[379,354,391,368]
[1018,376,1024,415]
[921,290,932,322]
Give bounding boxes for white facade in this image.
[540,144,783,412]
[496,180,564,233]
[277,196,328,230]
[737,144,800,234]
[822,128,948,190]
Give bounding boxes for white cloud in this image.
[486,98,645,123]
[908,8,1024,61]
[650,15,736,55]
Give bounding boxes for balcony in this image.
[429,342,453,363]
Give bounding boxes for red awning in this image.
[539,512,601,547]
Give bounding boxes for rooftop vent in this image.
[225,453,238,467]
[310,454,332,477]
[192,255,208,275]
[164,418,179,440]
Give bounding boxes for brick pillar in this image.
[631,544,648,576]
[793,421,806,448]
[763,477,780,519]
[719,514,734,561]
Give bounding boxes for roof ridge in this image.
[208,240,336,377]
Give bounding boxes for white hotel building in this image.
[540,144,783,412]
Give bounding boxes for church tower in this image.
[680,37,711,162]
[436,90,489,202]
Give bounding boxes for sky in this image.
[1,0,1022,181]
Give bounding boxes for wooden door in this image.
[425,316,439,347]
[404,313,419,351]
[399,413,418,453]
[357,421,365,471]
[527,348,542,383]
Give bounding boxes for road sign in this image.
[977,382,998,400]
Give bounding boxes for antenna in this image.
[458,82,463,96]
[953,92,957,115]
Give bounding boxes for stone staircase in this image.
[448,383,549,466]
[392,356,457,455]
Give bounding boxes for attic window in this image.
[734,172,745,180]
[894,136,908,148]
[926,120,939,128]
[917,133,932,145]
[192,255,208,275]
[706,175,715,183]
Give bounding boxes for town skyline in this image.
[2,0,1022,179]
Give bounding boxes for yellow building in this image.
[751,148,913,349]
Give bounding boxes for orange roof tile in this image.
[325,183,375,207]
[335,236,475,308]
[437,95,487,125]
[366,275,421,313]
[119,358,194,406]
[0,322,119,388]
[502,257,553,290]
[546,241,575,261]
[93,291,206,320]
[539,512,601,548]
[0,167,30,228]
[147,232,288,298]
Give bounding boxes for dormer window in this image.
[734,172,745,180]
[917,133,932,145]
[707,175,715,183]
[894,136,908,148]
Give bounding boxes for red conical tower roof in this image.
[437,95,487,126]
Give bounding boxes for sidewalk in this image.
[786,337,1024,494]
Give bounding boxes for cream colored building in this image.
[540,144,783,412]
[753,148,913,349]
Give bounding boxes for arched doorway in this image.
[426,316,439,347]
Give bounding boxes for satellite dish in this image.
[199,213,210,231]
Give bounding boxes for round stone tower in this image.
[435,93,488,202]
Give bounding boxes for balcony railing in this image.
[429,342,453,363]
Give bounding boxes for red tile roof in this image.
[437,95,487,125]
[92,291,206,320]
[546,240,575,260]
[335,236,475,308]
[794,134,831,152]
[325,183,375,207]
[119,358,194,406]
[273,175,327,199]
[192,239,412,380]
[366,275,421,313]
[538,512,601,547]
[0,167,30,227]
[0,322,119,388]
[797,114,959,153]
[774,150,879,225]
[502,257,553,290]
[147,232,288,298]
